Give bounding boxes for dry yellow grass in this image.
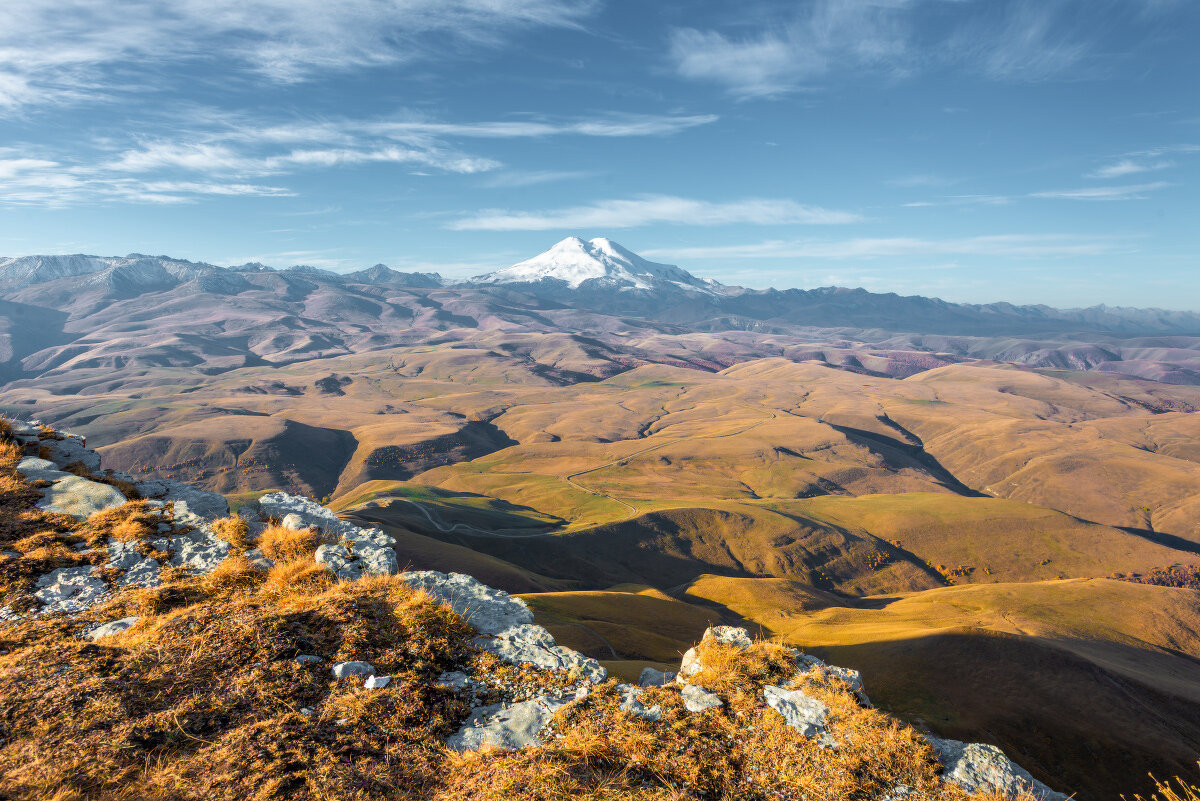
[258,523,318,561]
[210,515,252,553]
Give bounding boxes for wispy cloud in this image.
[1086,158,1173,179]
[447,195,863,231]
[481,169,597,188]
[642,234,1130,261]
[0,0,598,109]
[668,0,1134,98]
[667,0,910,98]
[1031,181,1171,200]
[0,110,715,207]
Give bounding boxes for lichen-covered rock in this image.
[763,685,836,747]
[34,566,110,614]
[927,737,1068,801]
[447,688,589,752]
[616,684,662,721]
[86,616,140,640]
[483,623,608,684]
[137,479,229,520]
[681,683,723,713]
[41,433,102,473]
[168,529,231,573]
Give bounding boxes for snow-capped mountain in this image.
[474,236,719,294]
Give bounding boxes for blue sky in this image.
[1,0,1198,308]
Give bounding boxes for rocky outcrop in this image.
[926,738,1069,801]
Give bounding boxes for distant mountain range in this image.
[3,239,1197,339]
[0,239,1198,390]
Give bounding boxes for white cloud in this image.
[447,195,863,230]
[1086,159,1172,179]
[0,0,597,109]
[366,114,719,139]
[642,234,1129,261]
[1031,181,1171,200]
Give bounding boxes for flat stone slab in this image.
[927,737,1068,801]
[18,457,127,520]
[447,688,589,752]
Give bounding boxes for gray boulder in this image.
[332,661,376,679]
[681,684,723,713]
[763,685,836,748]
[927,737,1068,801]
[86,616,140,640]
[638,667,676,686]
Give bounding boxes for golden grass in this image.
[1126,769,1200,801]
[258,523,319,561]
[211,515,252,553]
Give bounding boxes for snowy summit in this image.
[475,237,718,293]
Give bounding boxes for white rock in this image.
[797,652,871,706]
[681,684,723,713]
[926,737,1068,801]
[482,623,607,683]
[364,675,391,689]
[332,661,375,679]
[86,616,139,640]
[763,685,835,747]
[168,530,230,573]
[402,570,534,635]
[281,513,307,531]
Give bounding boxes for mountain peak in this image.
[475,237,714,293]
